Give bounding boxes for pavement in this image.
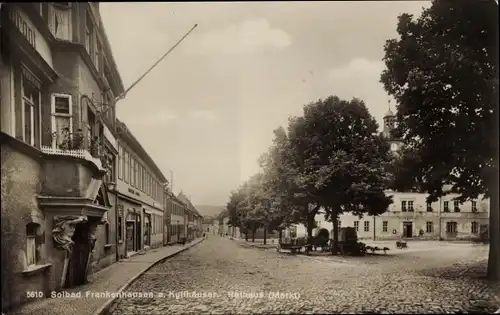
[111,236,500,314]
[6,237,205,315]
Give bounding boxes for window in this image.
[104,223,110,244]
[135,162,139,190]
[118,206,123,241]
[51,94,73,149]
[130,158,135,187]
[443,201,450,212]
[364,221,369,232]
[138,164,142,192]
[21,71,41,147]
[446,221,457,233]
[471,222,478,234]
[426,202,433,212]
[118,145,123,179]
[51,4,72,40]
[407,201,414,212]
[471,201,477,212]
[85,13,94,55]
[382,221,388,232]
[426,221,433,233]
[401,201,407,212]
[141,166,146,192]
[95,41,102,72]
[453,200,460,212]
[124,151,129,183]
[26,223,39,266]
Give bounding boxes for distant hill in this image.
[194,205,225,218]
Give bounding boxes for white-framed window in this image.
[471,222,478,234]
[382,221,388,232]
[26,223,40,266]
[426,221,433,233]
[407,201,414,212]
[453,200,461,212]
[446,221,457,233]
[51,94,73,149]
[124,150,129,183]
[95,41,102,73]
[50,3,72,41]
[426,202,433,212]
[21,68,41,148]
[364,221,369,232]
[443,201,450,212]
[118,145,123,180]
[85,12,94,56]
[471,201,477,212]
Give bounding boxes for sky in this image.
[100,1,431,207]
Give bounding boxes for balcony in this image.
[40,128,106,171]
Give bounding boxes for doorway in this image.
[66,223,90,287]
[126,221,135,252]
[403,222,413,238]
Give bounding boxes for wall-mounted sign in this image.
[128,187,140,197]
[9,10,36,48]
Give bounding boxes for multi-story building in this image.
[294,107,490,241]
[1,3,123,311]
[177,192,203,239]
[115,120,167,258]
[165,192,187,244]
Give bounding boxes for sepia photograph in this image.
[0,1,499,314]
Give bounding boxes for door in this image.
[67,223,90,287]
[126,221,135,252]
[403,222,413,238]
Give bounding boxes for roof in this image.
[384,108,394,118]
[177,192,202,217]
[116,119,168,183]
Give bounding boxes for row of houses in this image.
[0,3,202,312]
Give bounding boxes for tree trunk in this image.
[278,229,283,241]
[263,227,267,245]
[332,214,339,255]
[487,18,500,281]
[306,208,314,239]
[245,229,249,241]
[487,187,500,280]
[252,226,256,243]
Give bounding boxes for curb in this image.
[93,238,205,315]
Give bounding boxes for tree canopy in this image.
[226,95,393,246]
[380,0,499,279]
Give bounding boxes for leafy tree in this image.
[380,0,499,279]
[291,96,393,251]
[258,127,296,240]
[284,115,325,238]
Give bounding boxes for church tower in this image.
[383,100,402,153]
[383,100,396,139]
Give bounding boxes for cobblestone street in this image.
[110,237,499,314]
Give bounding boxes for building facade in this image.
[294,107,490,241]
[115,120,167,258]
[166,193,187,244]
[1,3,123,311]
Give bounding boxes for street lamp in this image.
[106,181,119,262]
